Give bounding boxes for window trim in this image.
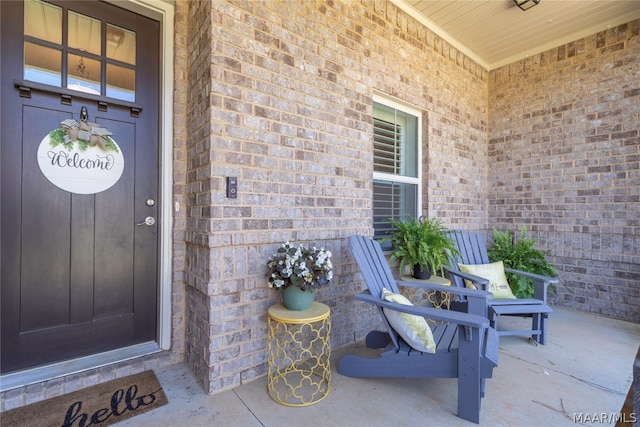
[372,93,423,226]
[371,93,424,211]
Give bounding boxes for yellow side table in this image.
[400,275,452,310]
[267,302,331,406]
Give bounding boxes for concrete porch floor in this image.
[119,307,639,427]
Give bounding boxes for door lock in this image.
[136,216,156,226]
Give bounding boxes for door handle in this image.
[136,216,156,226]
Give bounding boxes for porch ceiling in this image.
[393,0,640,70]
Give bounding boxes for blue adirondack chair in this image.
[445,230,559,345]
[338,235,499,424]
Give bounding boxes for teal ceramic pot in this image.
[282,286,315,311]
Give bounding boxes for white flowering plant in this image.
[267,242,333,291]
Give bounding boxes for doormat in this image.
[1,370,168,427]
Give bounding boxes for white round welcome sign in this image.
[37,120,124,194]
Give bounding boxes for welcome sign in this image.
[38,119,124,194]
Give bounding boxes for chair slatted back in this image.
[446,230,491,289]
[349,235,402,349]
[349,235,399,296]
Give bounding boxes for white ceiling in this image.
[392,0,640,70]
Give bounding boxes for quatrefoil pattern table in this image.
[267,302,331,406]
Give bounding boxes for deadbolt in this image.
[145,198,156,207]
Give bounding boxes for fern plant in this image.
[487,226,558,298]
[387,216,459,278]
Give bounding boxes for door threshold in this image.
[0,342,161,392]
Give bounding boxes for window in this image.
[23,0,136,101]
[372,97,422,248]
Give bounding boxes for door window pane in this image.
[68,11,101,55]
[24,0,62,44]
[68,54,101,95]
[106,64,135,101]
[24,0,62,85]
[107,24,136,65]
[24,42,61,86]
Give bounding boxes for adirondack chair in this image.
[338,235,499,424]
[444,230,559,345]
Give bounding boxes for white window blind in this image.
[373,117,402,175]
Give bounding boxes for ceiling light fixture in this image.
[513,0,540,11]
[106,27,125,48]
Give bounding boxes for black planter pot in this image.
[413,264,432,280]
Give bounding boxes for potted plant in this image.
[387,216,459,279]
[267,241,333,310]
[488,226,559,298]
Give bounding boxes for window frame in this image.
[372,93,423,243]
[23,0,137,102]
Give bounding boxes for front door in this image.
[1,0,160,373]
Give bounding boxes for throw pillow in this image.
[381,287,436,353]
[458,261,517,299]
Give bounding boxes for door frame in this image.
[117,0,174,353]
[0,0,174,391]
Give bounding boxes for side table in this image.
[399,275,452,310]
[267,302,331,406]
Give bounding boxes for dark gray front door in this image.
[1,0,160,373]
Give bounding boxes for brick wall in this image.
[183,0,216,392]
[179,0,489,393]
[488,20,640,322]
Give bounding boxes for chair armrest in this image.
[503,268,558,301]
[443,266,490,291]
[355,291,490,329]
[396,280,492,300]
[397,278,492,317]
[503,268,559,284]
